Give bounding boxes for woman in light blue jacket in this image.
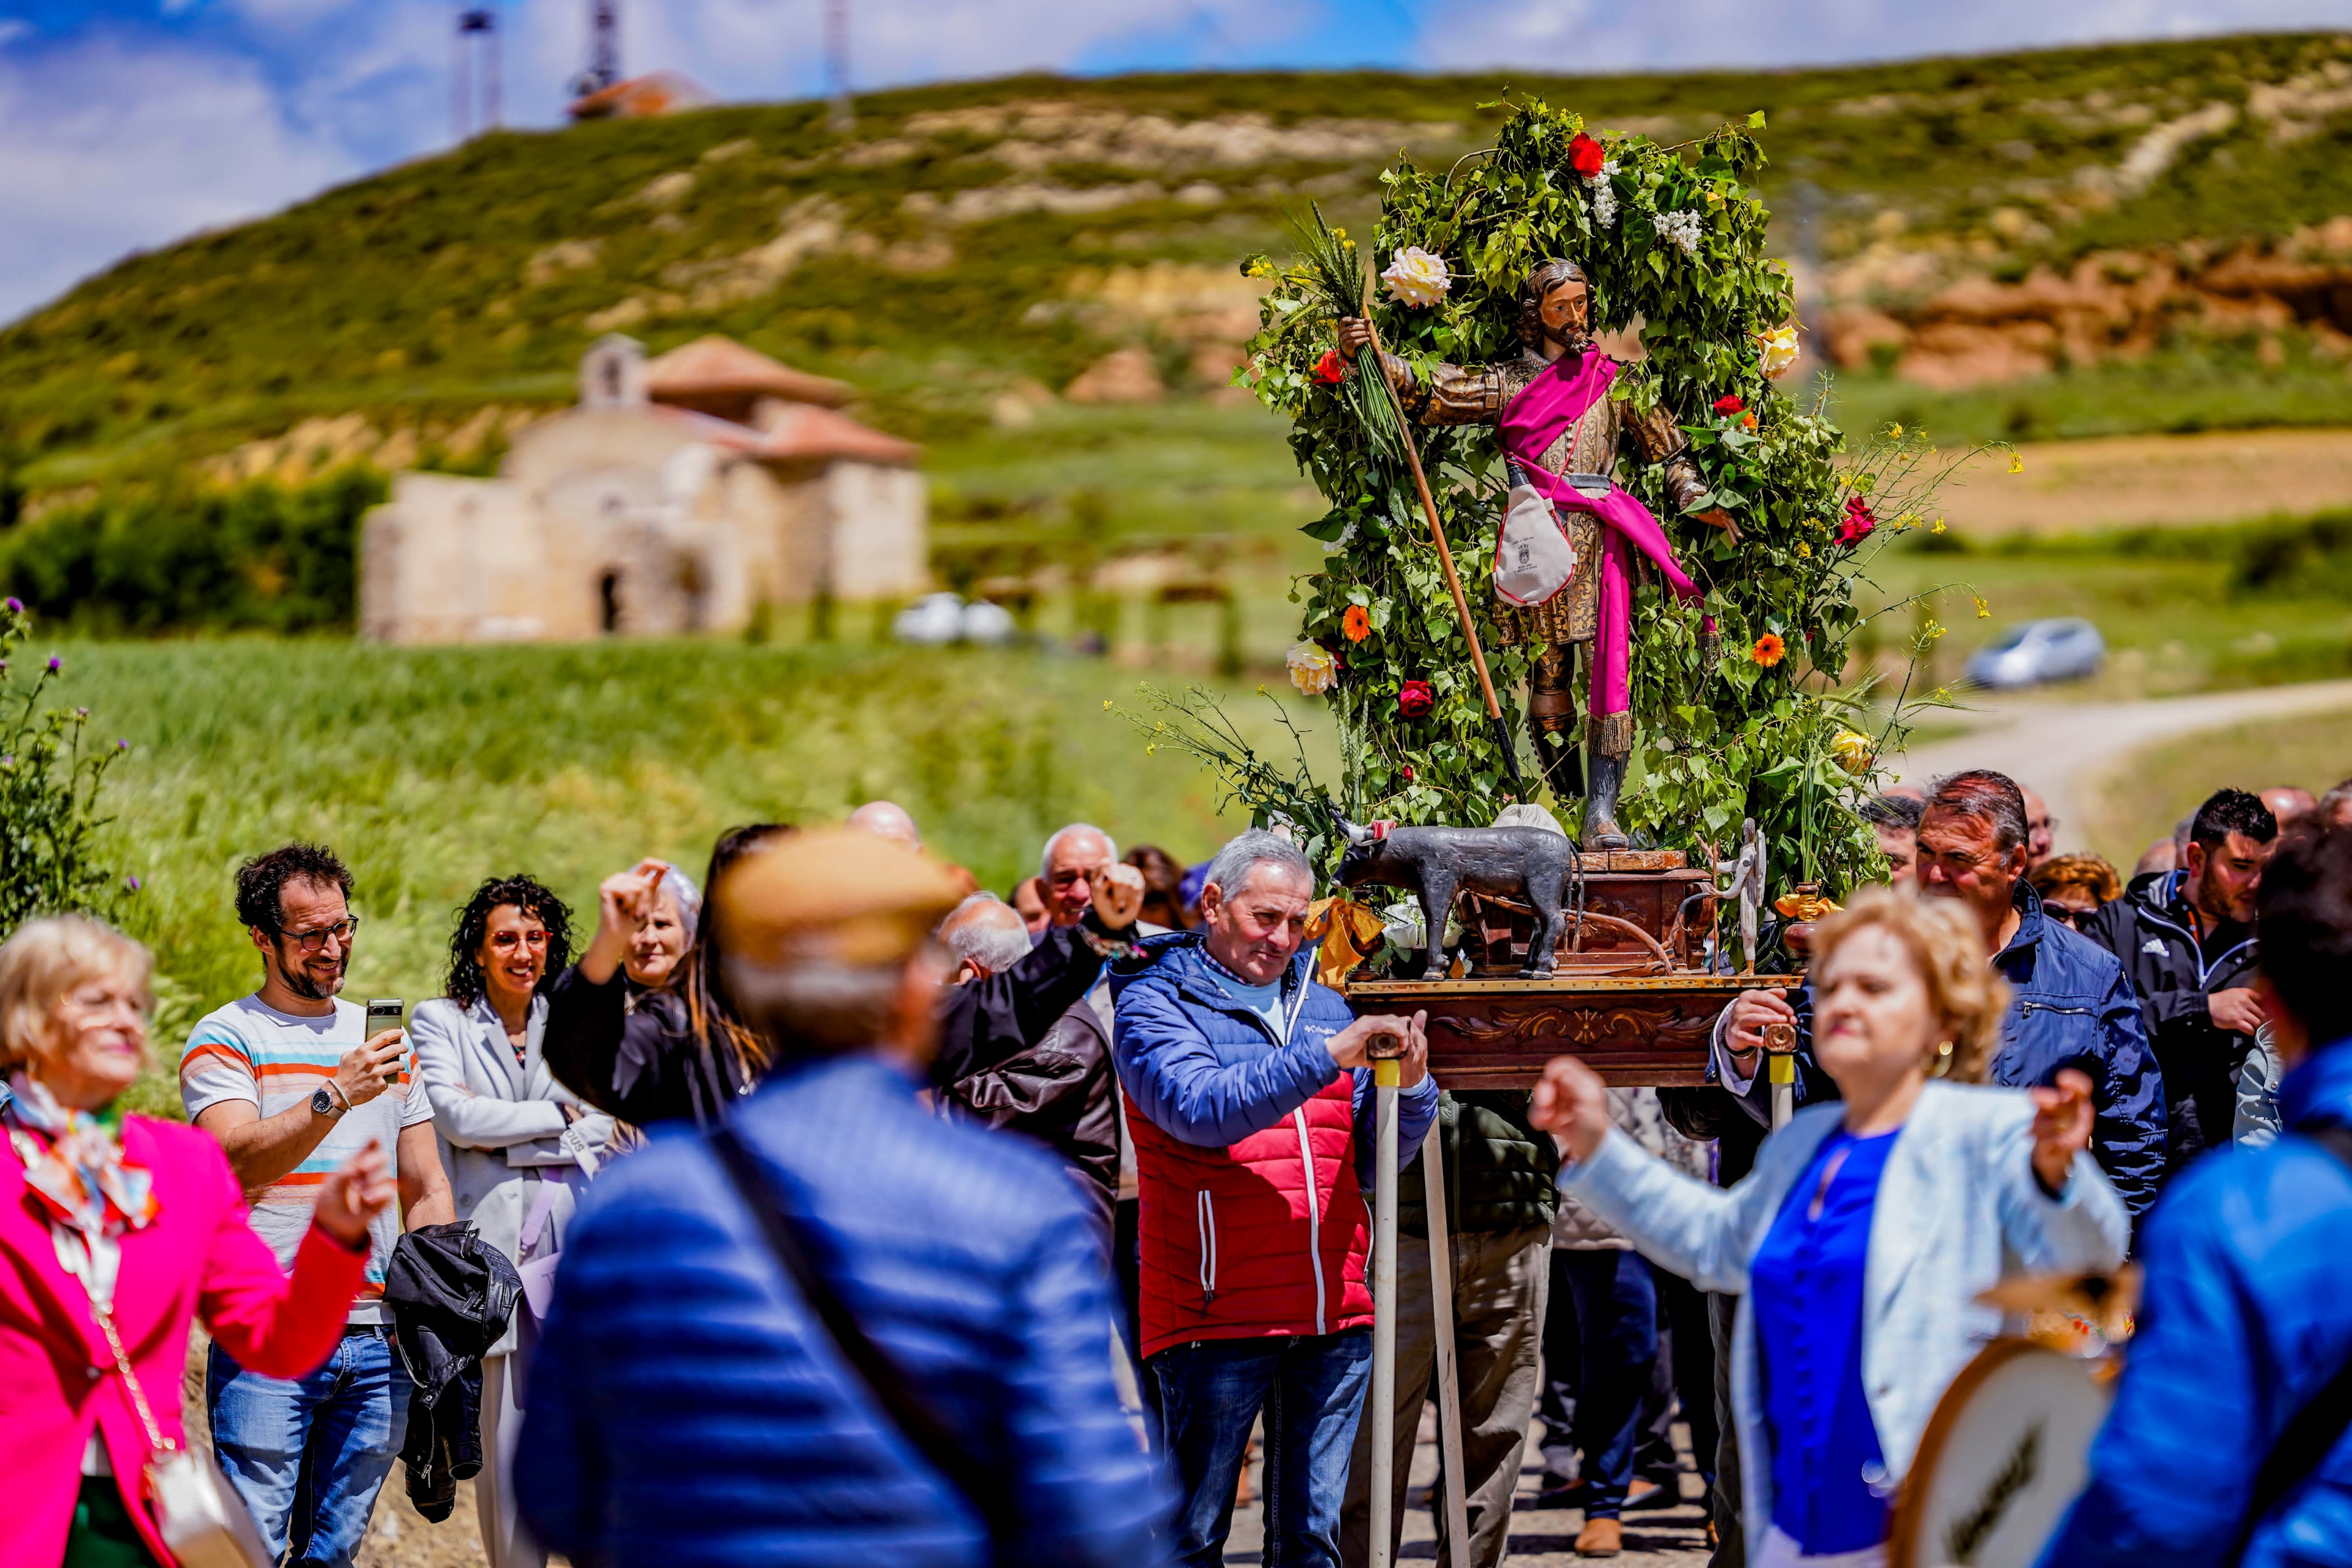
[1532,887,2129,1568]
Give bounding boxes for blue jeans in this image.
[1560,1248,1657,1520]
[1151,1330,1372,1568]
[209,1327,413,1568]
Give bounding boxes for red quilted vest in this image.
[1129,1073,1374,1361]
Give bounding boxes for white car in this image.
[1963,617,2106,689]
[890,593,1019,647]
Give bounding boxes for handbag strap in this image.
[2238,1122,2352,1557]
[707,1123,1015,1548]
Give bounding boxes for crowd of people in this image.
[0,765,2347,1568]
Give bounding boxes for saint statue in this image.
[1339,259,1732,849]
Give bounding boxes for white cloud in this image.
[0,34,355,322]
[1415,0,2352,72]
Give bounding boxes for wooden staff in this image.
[1357,316,1527,797]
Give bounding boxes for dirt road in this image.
[1889,678,2352,858]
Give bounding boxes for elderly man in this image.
[1720,770,2166,1218]
[1112,829,1439,1568]
[1860,792,1922,887]
[1041,823,1119,928]
[846,799,922,848]
[2262,785,2317,833]
[517,830,1169,1568]
[936,892,1118,1227]
[2085,788,2277,1167]
[2022,786,2058,868]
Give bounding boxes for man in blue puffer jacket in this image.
[2041,823,2352,1567]
[1719,770,2167,1219]
[515,828,1171,1568]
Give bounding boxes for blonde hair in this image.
[1809,887,2008,1082]
[0,916,153,1075]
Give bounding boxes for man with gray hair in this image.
[1112,827,1439,1567]
[1041,822,1119,929]
[935,892,1119,1225]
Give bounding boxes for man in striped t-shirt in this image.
[182,843,452,1568]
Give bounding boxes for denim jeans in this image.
[209,1326,413,1568]
[1151,1329,1372,1568]
[1558,1248,1657,1520]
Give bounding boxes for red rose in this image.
[1398,679,1435,719]
[1401,764,1416,783]
[1567,132,1606,178]
[1713,395,1744,416]
[1837,495,1877,548]
[1312,350,1346,386]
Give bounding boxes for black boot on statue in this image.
[1582,751,1631,850]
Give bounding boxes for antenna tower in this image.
[453,8,500,141]
[571,0,621,99]
[825,0,853,132]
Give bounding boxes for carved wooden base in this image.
[1350,974,1799,1088]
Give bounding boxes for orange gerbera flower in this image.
[1342,604,1372,643]
[1751,632,1787,667]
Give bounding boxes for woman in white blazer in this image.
[1532,887,2129,1568]
[410,875,614,1568]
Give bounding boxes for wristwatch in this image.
[311,1085,346,1120]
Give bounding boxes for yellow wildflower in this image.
[1934,686,1950,702]
[1102,700,1113,710]
[1931,518,1947,534]
[1146,744,1158,756]
[1923,620,1946,641]
[2009,453,2024,474]
[1888,422,1904,439]
[1333,227,1348,241]
[1973,594,1990,619]
[1797,541,1813,558]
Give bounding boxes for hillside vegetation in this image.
[11,30,2352,507]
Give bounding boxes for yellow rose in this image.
[1756,322,1801,377]
[1380,246,1451,308]
[1286,640,1339,696]
[1831,729,1874,775]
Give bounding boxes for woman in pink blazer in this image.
[0,916,391,1568]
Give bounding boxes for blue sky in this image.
[2,0,2350,323]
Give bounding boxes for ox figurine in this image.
[1335,819,1579,980]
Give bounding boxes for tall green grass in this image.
[65,638,1335,1112]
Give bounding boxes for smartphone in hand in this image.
[367,999,404,1085]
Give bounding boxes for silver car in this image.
[1963,617,2106,689]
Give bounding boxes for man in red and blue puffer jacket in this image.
[1111,828,1438,1568]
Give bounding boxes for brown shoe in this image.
[1575,1517,1623,1557]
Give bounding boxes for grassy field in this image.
[68,637,1334,1115]
[2085,707,2352,866]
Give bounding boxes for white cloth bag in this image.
[1492,467,1579,607]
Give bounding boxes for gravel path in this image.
[1889,678,2352,857]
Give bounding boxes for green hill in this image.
[10,30,2352,504]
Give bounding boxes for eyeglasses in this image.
[2043,905,2082,928]
[276,917,359,952]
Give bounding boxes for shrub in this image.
[0,606,130,932]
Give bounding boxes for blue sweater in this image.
[514,1053,1172,1568]
[2039,1040,2352,1567]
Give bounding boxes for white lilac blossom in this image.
[1322,521,1359,556]
[1583,159,1620,229]
[1656,208,1705,257]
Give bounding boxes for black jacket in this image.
[939,995,1118,1230]
[2082,869,2261,1167]
[384,1223,522,1522]
[1398,1091,1559,1240]
[544,911,1139,1126]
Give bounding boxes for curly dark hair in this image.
[235,843,354,933]
[444,875,575,1009]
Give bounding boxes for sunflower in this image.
[1751,632,1787,668]
[1342,604,1372,643]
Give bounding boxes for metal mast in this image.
[825,0,853,132]
[453,8,499,140]
[571,0,620,99]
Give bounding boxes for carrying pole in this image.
[1765,1020,1798,1132]
[1369,1051,1402,1568]
[1358,317,1525,796]
[1421,1127,1473,1568]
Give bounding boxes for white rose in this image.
[1380,246,1450,308]
[1286,640,1339,696]
[1757,323,1801,377]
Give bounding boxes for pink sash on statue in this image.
[1497,352,1703,608]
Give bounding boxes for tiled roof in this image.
[644,335,852,409]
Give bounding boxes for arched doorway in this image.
[599,570,622,634]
